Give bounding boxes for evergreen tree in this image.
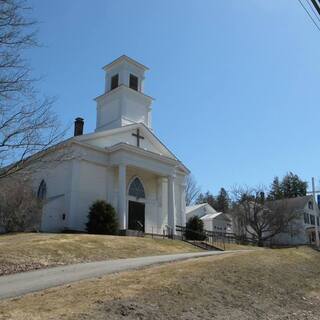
[196,189,231,212]
[268,177,283,200]
[215,188,230,213]
[86,200,118,235]
[185,216,206,241]
[281,172,307,198]
[195,191,217,209]
[268,173,307,200]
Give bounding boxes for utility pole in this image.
[312,177,320,248]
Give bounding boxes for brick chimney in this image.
[74,117,84,136]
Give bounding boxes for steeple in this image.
[95,55,153,132]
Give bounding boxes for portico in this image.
[110,142,183,234]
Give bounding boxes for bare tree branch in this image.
[0,0,66,179]
[185,174,200,206]
[230,186,300,246]
[0,176,42,232]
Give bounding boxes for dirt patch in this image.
[0,233,200,275]
[0,260,49,276]
[0,248,320,319]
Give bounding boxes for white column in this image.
[118,164,127,230]
[140,76,145,92]
[156,177,163,233]
[168,175,176,235]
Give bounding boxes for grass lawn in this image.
[0,247,319,319]
[208,241,259,251]
[0,233,200,276]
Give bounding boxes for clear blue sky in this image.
[28,0,320,194]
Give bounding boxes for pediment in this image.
[75,123,178,161]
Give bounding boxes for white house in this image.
[31,55,189,234]
[186,203,232,233]
[271,195,320,245]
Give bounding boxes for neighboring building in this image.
[29,55,189,234]
[186,203,232,233]
[186,203,213,221]
[271,195,320,245]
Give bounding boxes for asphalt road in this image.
[0,250,242,300]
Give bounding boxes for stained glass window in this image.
[128,178,145,199]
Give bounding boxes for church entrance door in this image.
[128,201,145,232]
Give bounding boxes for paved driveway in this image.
[0,250,245,300]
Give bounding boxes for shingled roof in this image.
[266,195,314,212]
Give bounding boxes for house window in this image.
[317,217,320,226]
[128,177,145,199]
[37,180,47,200]
[110,74,119,91]
[310,214,315,226]
[129,74,138,91]
[308,201,314,210]
[304,212,310,224]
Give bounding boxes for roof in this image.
[185,203,208,214]
[94,83,154,102]
[201,212,232,222]
[201,212,224,220]
[103,55,149,72]
[186,203,219,216]
[72,122,190,174]
[266,195,314,212]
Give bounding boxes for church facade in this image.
[37,55,189,235]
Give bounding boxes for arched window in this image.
[128,177,145,199]
[37,180,47,200]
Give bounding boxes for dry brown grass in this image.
[0,233,200,275]
[0,247,319,320]
[217,242,260,251]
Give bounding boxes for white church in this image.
[36,55,189,235]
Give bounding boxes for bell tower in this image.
[95,55,153,132]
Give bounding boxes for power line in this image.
[310,0,320,16]
[298,0,320,32]
[300,0,320,29]
[306,0,320,23]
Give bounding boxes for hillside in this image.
[0,247,319,319]
[0,233,200,276]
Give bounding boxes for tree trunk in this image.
[257,232,264,247]
[257,239,264,247]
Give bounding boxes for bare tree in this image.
[0,177,42,232]
[185,174,200,206]
[0,0,65,179]
[231,186,300,246]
